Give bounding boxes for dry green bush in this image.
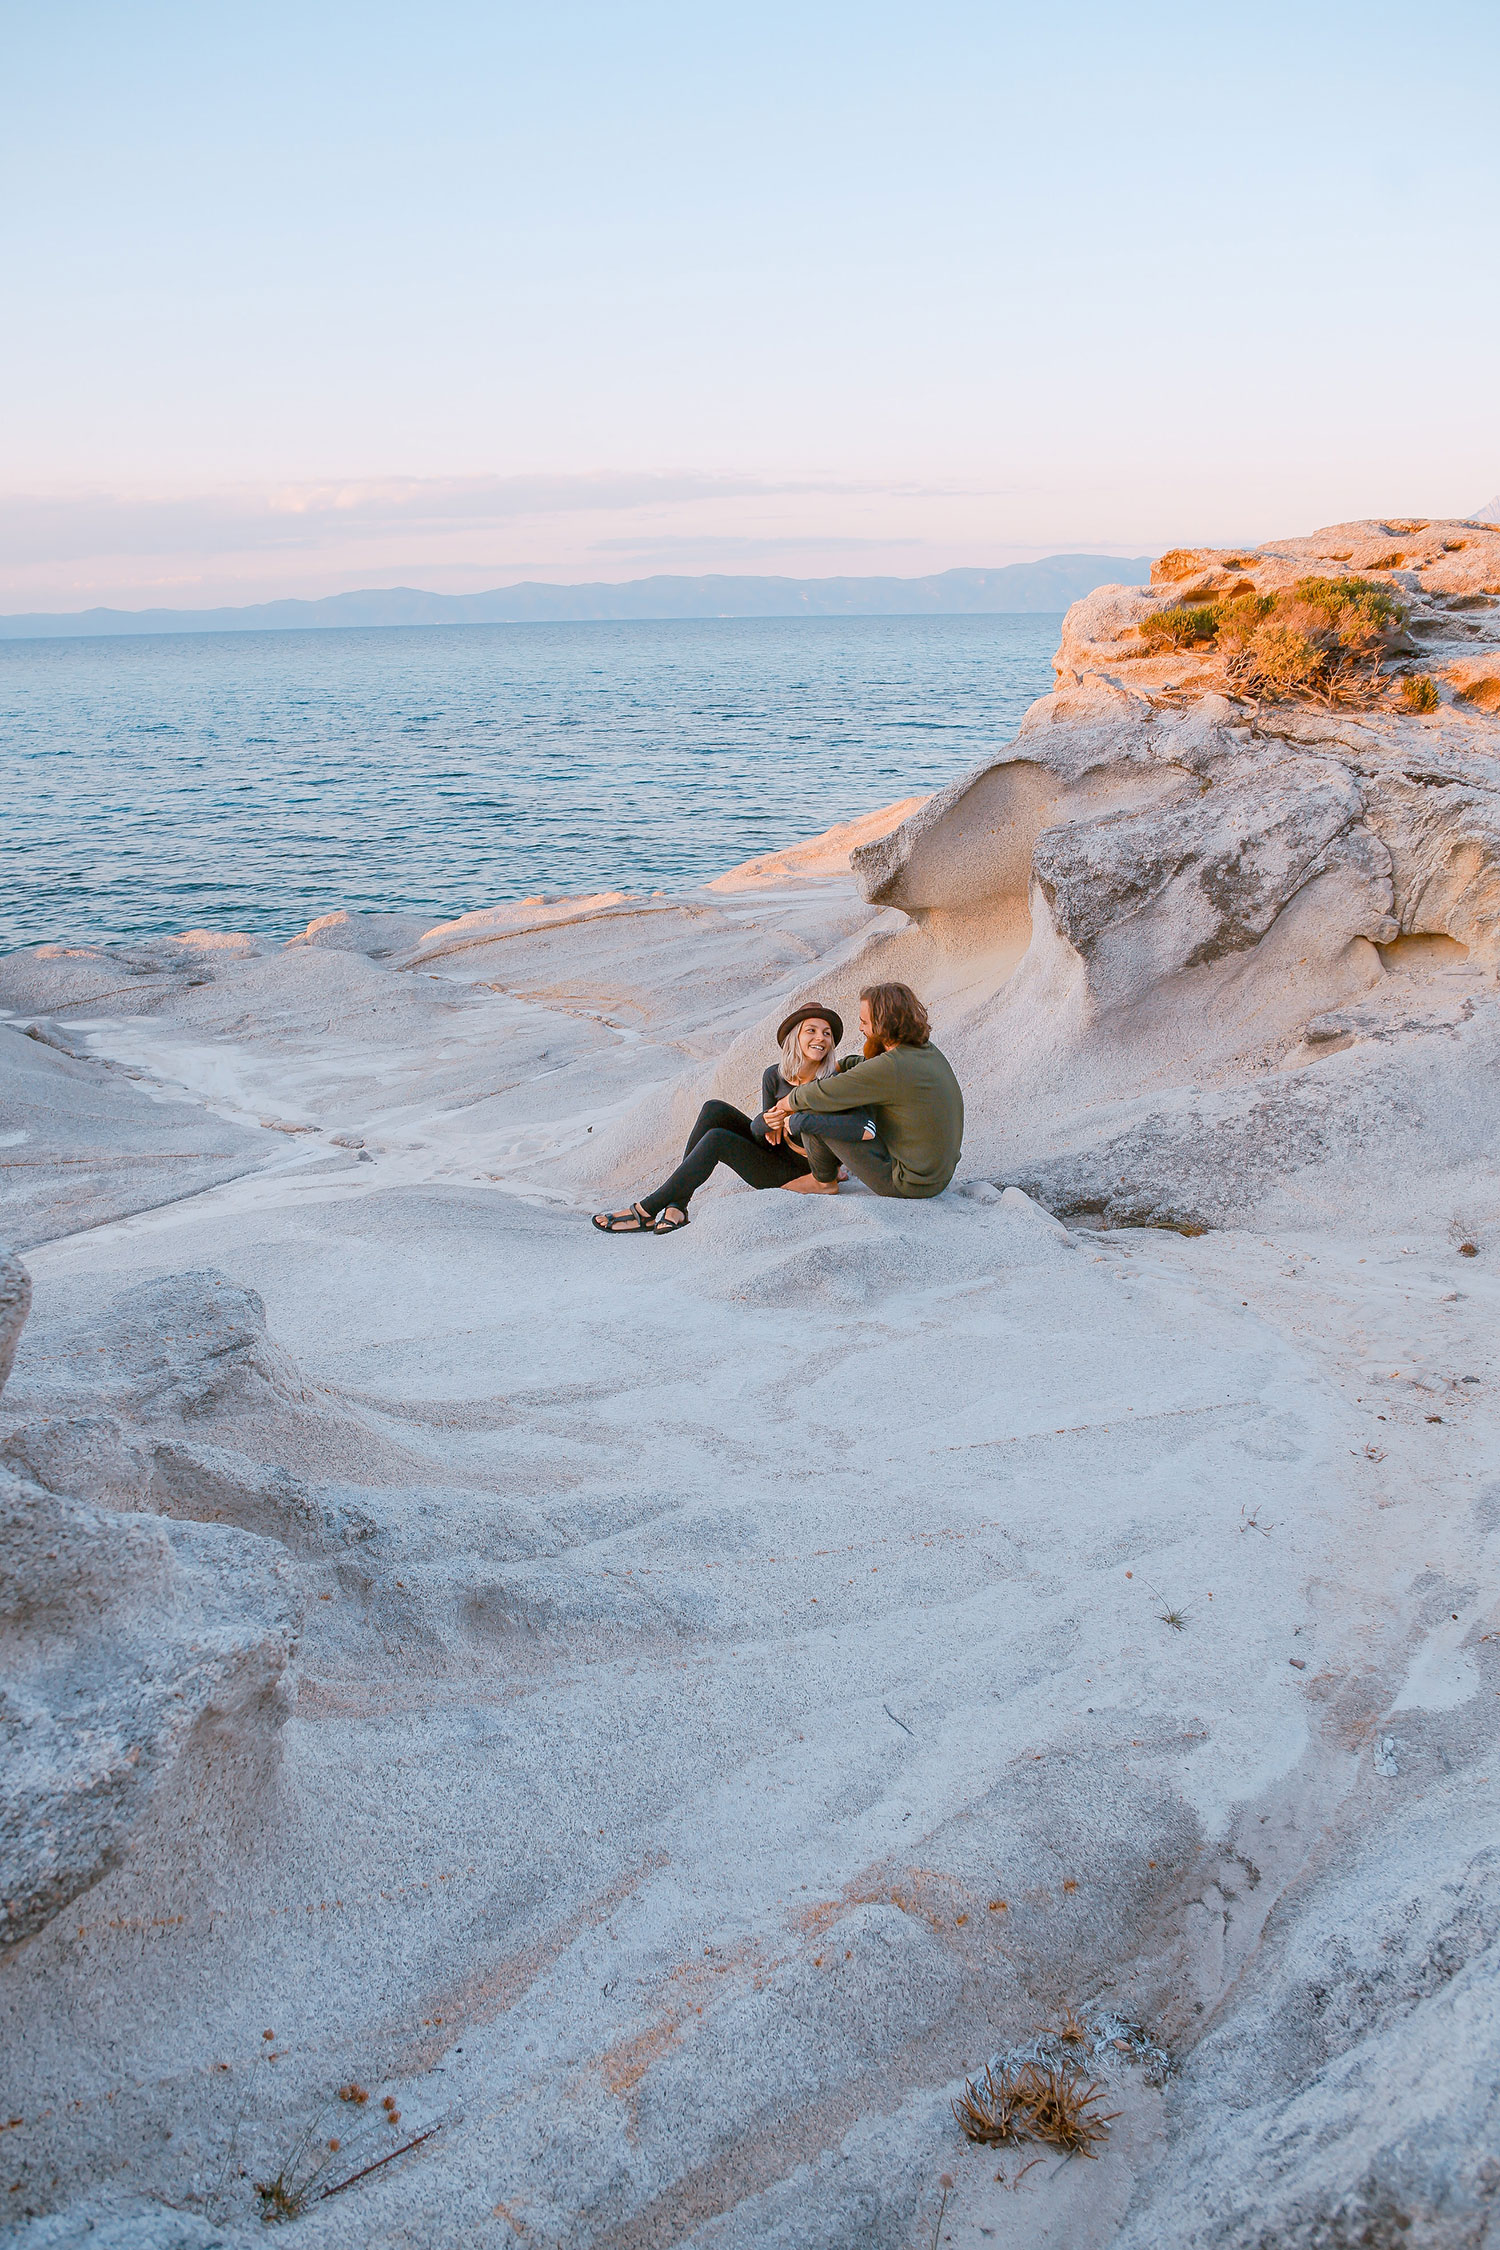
[1400,674,1441,713]
[1139,602,1224,648]
[1138,576,1407,705]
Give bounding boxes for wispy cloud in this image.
[0,472,923,569]
[588,531,932,562]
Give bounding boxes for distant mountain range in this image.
[0,555,1155,640]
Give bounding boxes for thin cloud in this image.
[0,471,938,569]
[588,532,933,560]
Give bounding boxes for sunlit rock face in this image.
[848,518,1500,1232]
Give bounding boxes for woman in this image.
[592,1003,853,1234]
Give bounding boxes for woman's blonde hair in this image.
[780,1016,840,1084]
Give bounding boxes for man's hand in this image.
[764,1095,794,1129]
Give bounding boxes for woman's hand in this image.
[764,1095,794,1130]
[760,1115,783,1146]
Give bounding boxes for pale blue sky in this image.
[4,0,1496,607]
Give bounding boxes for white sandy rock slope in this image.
[1,520,1499,2248]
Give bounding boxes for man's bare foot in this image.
[782,1174,839,1194]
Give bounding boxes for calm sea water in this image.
[0,614,1059,950]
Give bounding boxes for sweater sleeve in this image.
[750,1064,780,1140]
[789,1050,900,1114]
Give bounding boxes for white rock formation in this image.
[0,523,1497,2247]
[0,1257,301,1956]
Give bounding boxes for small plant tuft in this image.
[1399,674,1440,713]
[953,2060,1119,2158]
[952,2063,1030,2146]
[1017,2062,1120,2157]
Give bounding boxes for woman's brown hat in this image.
[776,1002,843,1048]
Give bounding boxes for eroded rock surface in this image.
[0,1259,301,1953]
[1,527,1498,2247]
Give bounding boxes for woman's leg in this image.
[680,1100,756,1160]
[638,1127,805,1217]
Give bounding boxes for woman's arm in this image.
[751,1062,782,1143]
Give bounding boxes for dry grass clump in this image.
[1044,2003,1090,2045]
[1138,576,1408,705]
[952,2059,1119,2158]
[953,2063,1029,2144]
[255,2125,347,2223]
[1399,674,1441,713]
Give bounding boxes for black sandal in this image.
[592,1203,654,1233]
[653,1205,689,1234]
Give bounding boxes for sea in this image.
[0,614,1060,951]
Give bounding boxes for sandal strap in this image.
[593,1205,652,1232]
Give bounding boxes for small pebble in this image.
[1289,1658,1306,1670]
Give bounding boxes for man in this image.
[763,981,962,1199]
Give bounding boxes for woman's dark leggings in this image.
[639,1100,815,1216]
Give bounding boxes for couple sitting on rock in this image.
[593,980,963,1236]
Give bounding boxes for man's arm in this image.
[789,1049,901,1115]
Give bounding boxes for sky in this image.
[4,0,1498,612]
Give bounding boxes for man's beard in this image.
[863,1036,882,1059]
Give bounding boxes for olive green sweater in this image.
[789,1042,964,1197]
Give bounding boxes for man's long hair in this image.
[861,982,931,1053]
